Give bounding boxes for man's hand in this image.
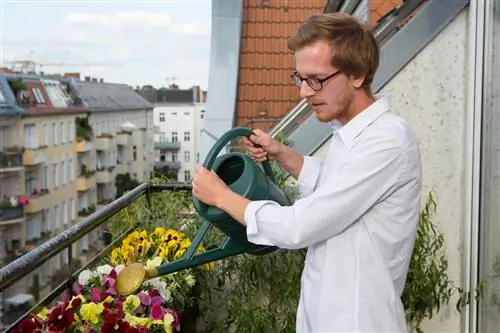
[192,164,250,225]
[244,129,304,180]
[243,129,284,162]
[192,164,230,207]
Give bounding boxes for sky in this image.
[0,0,212,90]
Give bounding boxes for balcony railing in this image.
[154,140,181,151]
[0,206,25,224]
[0,182,193,332]
[154,160,181,170]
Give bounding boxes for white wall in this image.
[153,103,205,182]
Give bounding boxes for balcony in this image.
[0,147,24,172]
[0,205,25,225]
[95,168,113,184]
[75,140,93,153]
[23,148,47,166]
[154,140,181,151]
[95,134,113,151]
[76,175,96,192]
[25,189,50,214]
[116,131,132,146]
[154,160,181,170]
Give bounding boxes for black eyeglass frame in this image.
[290,70,341,91]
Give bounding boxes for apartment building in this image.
[68,78,155,191]
[0,73,155,325]
[149,85,206,182]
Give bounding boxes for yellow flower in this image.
[124,295,141,313]
[146,257,162,268]
[204,262,215,270]
[163,313,175,333]
[37,307,49,320]
[66,295,86,310]
[79,302,104,324]
[125,313,153,328]
[154,227,165,237]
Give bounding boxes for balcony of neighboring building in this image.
[24,188,50,214]
[0,195,28,226]
[0,146,24,173]
[154,159,181,170]
[95,166,115,184]
[116,130,132,146]
[154,140,181,151]
[95,133,114,151]
[76,165,96,192]
[75,140,94,153]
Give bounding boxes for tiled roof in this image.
[72,81,153,112]
[235,0,327,131]
[370,0,403,24]
[19,79,54,115]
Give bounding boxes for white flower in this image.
[146,257,162,269]
[185,274,196,287]
[114,265,125,274]
[96,264,113,276]
[144,277,171,302]
[78,269,93,286]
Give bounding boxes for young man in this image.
[192,12,422,333]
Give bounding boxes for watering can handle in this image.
[198,127,276,211]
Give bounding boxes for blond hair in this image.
[287,12,379,92]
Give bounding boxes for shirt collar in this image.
[329,95,391,146]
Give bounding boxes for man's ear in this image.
[352,75,366,89]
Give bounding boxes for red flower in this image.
[46,303,74,332]
[100,318,131,333]
[12,315,42,333]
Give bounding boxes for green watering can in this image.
[115,127,292,296]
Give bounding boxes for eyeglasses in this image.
[291,70,341,91]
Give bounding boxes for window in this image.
[62,201,67,225]
[61,159,66,184]
[60,122,65,144]
[32,88,45,104]
[159,112,165,122]
[69,158,74,181]
[43,209,49,231]
[43,123,49,146]
[52,122,57,145]
[184,170,191,182]
[133,145,137,161]
[184,131,190,142]
[172,152,178,162]
[159,132,166,142]
[25,171,36,195]
[53,161,58,187]
[55,205,60,229]
[68,121,74,142]
[184,151,190,162]
[71,199,76,220]
[43,164,49,188]
[23,124,37,149]
[0,89,4,103]
[171,132,178,142]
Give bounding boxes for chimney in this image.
[92,77,98,82]
[84,76,91,82]
[99,78,104,83]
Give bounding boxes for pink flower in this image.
[137,292,151,306]
[150,304,164,320]
[91,287,101,303]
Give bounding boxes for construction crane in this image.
[3,60,123,74]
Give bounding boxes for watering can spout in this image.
[115,127,292,296]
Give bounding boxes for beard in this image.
[312,89,354,124]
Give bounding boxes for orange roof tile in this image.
[235,0,326,131]
[369,0,402,25]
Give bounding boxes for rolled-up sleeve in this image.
[244,136,406,249]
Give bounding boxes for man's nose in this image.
[299,81,315,99]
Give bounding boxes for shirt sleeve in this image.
[297,156,324,197]
[244,136,406,249]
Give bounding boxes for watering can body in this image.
[192,127,292,255]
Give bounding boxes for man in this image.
[192,12,422,333]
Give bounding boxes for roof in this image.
[234,0,327,131]
[72,81,153,112]
[0,72,26,116]
[156,88,195,104]
[4,74,88,116]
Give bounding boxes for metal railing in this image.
[0,182,193,332]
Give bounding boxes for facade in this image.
[0,73,154,326]
[151,86,206,182]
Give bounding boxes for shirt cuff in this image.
[244,201,276,246]
[297,156,322,197]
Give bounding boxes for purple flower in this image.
[137,292,151,306]
[150,303,165,320]
[91,287,101,303]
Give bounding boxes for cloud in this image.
[172,21,211,37]
[65,11,172,29]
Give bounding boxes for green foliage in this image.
[402,191,485,333]
[75,116,93,142]
[115,173,141,199]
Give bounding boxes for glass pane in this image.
[479,3,500,332]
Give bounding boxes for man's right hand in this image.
[244,129,283,162]
[243,129,304,180]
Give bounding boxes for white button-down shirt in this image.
[244,96,422,332]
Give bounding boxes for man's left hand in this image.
[192,164,230,207]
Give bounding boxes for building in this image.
[0,72,155,326]
[151,85,205,182]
